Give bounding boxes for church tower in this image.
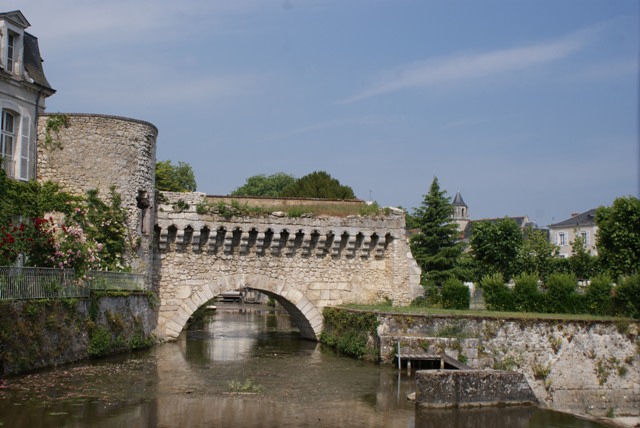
[451,191,469,233]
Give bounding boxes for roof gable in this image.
[0,10,30,29]
[549,209,597,228]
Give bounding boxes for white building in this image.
[0,10,55,181]
[548,209,598,258]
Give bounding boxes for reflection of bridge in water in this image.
[153,193,422,341]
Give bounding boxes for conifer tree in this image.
[410,177,464,286]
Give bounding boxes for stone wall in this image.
[0,295,156,375]
[415,370,538,408]
[153,192,423,341]
[375,313,639,417]
[36,113,158,280]
[205,194,367,209]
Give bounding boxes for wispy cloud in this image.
[340,27,599,104]
[440,117,487,130]
[263,116,392,142]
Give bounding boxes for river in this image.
[0,304,609,427]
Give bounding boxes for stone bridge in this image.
[153,193,422,341]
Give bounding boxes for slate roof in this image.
[0,10,55,94]
[452,191,467,207]
[22,32,54,92]
[549,209,597,228]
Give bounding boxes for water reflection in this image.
[0,304,610,427]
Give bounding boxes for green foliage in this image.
[480,273,513,312]
[227,379,263,393]
[88,325,114,357]
[42,114,69,151]
[286,207,305,218]
[410,177,464,286]
[441,277,470,310]
[613,274,640,319]
[471,218,523,281]
[512,273,542,312]
[320,307,379,360]
[570,234,596,280]
[516,227,559,284]
[544,273,580,314]
[584,274,614,316]
[195,201,209,215]
[70,187,130,272]
[0,171,76,224]
[230,172,296,197]
[280,171,356,199]
[155,160,197,192]
[596,196,640,277]
[172,199,190,212]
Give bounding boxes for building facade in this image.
[548,209,598,258]
[0,10,55,181]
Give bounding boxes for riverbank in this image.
[321,307,640,418]
[0,293,156,375]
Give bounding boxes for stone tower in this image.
[452,191,469,234]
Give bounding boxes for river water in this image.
[0,304,608,427]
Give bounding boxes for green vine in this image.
[43,114,69,151]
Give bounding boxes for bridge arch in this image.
[162,273,323,341]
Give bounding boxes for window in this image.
[7,32,14,73]
[579,231,590,245]
[1,110,15,176]
[557,232,567,246]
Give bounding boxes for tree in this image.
[280,171,356,199]
[230,173,296,197]
[470,217,523,281]
[155,160,197,192]
[409,177,464,286]
[596,196,640,277]
[569,234,596,280]
[516,227,560,284]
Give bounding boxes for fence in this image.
[0,267,146,300]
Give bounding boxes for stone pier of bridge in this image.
[153,193,422,341]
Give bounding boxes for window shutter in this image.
[19,115,31,180]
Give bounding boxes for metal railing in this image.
[0,267,146,300]
[85,271,145,291]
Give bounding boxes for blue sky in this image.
[9,0,639,226]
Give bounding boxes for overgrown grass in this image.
[340,303,632,322]
[200,198,392,218]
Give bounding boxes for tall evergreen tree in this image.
[410,177,464,286]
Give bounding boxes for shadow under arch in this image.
[163,273,323,341]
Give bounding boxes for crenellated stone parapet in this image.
[154,192,423,342]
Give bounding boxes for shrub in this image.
[613,274,640,319]
[423,280,442,307]
[441,277,470,310]
[544,273,581,314]
[513,273,542,312]
[480,273,513,311]
[584,274,614,316]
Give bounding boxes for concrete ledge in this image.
[416,370,538,408]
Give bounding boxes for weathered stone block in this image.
[415,370,538,408]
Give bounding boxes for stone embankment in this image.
[0,294,156,375]
[324,308,639,417]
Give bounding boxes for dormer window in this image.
[6,32,14,73]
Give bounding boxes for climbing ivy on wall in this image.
[320,308,379,361]
[42,114,69,151]
[0,171,131,273]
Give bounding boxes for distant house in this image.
[548,209,598,258]
[451,191,539,243]
[0,10,55,180]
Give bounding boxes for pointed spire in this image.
[452,191,467,207]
